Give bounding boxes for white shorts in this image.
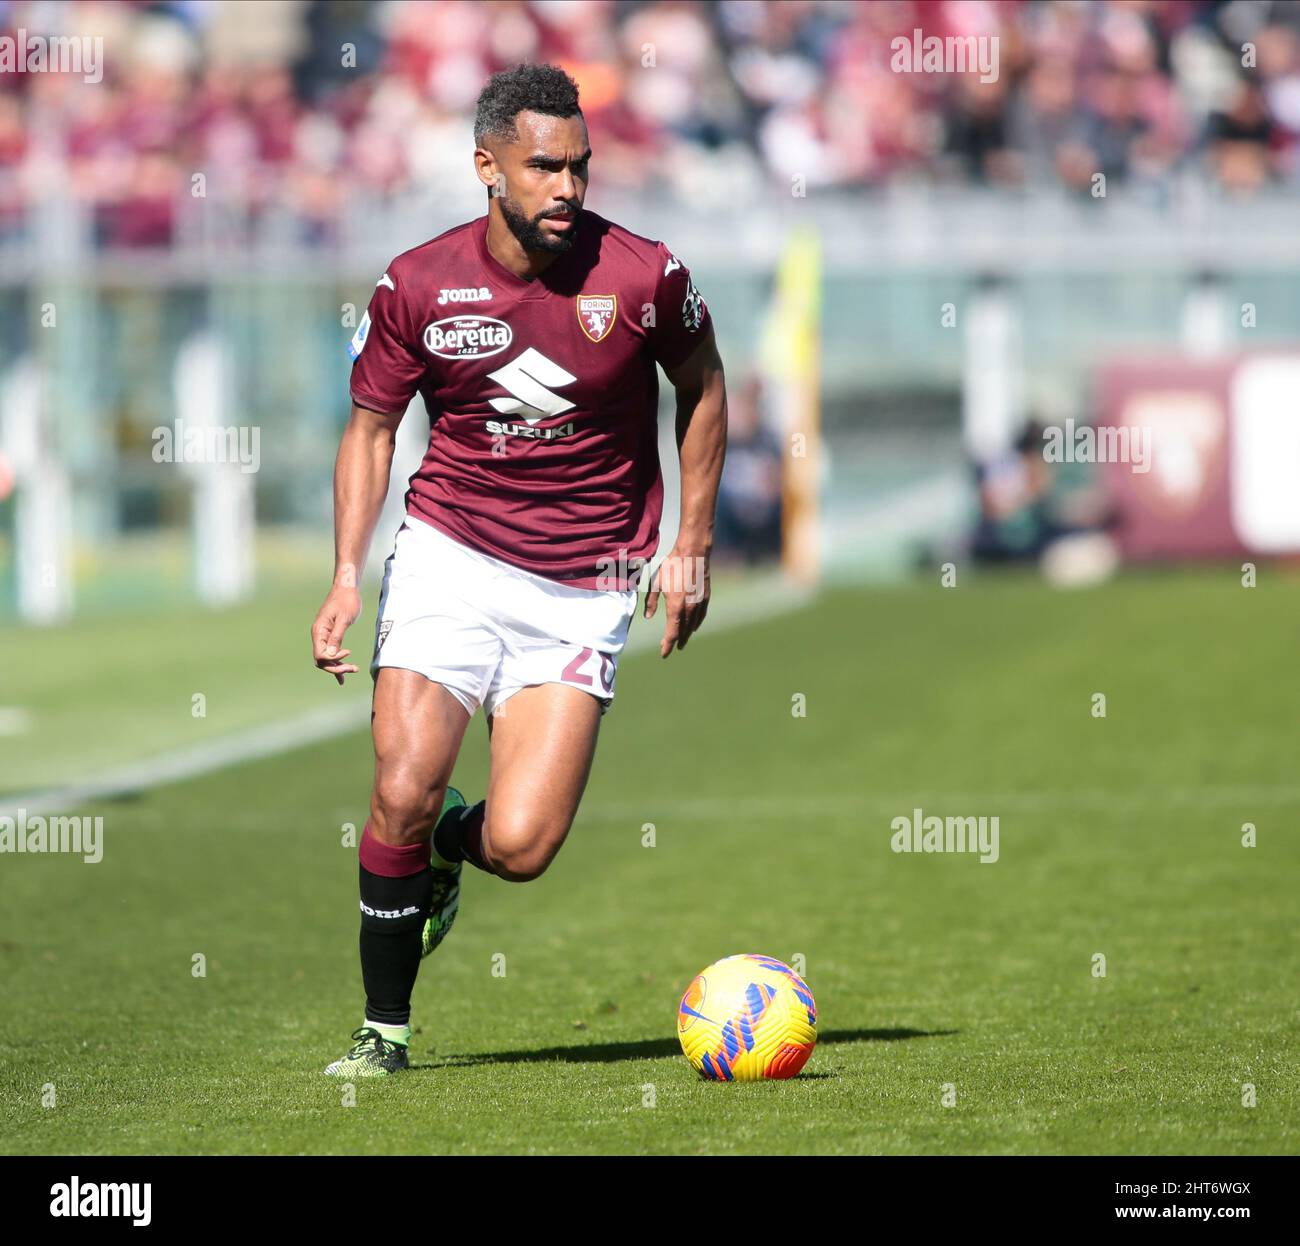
[370,515,639,719]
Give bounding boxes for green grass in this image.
[0,533,371,796]
[1,568,1297,1154]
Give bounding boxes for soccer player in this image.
[312,64,727,1075]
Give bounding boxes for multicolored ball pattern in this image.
[677,954,817,1081]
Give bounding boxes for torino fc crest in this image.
[577,294,617,342]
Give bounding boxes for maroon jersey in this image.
[349,209,713,588]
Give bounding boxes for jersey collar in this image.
[475,212,581,302]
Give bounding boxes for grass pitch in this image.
[1,569,1296,1154]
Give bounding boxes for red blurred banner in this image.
[1096,354,1300,560]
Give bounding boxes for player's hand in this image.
[643,546,710,658]
[312,584,362,684]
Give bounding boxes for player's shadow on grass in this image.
[417,1027,955,1070]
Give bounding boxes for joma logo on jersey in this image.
[577,294,617,342]
[424,315,512,359]
[437,286,491,305]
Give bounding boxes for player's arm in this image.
[311,402,403,684]
[645,328,727,657]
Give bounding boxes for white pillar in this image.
[962,278,1023,463]
[173,333,255,605]
[4,356,74,624]
[1181,274,1230,359]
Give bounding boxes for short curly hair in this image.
[474,63,583,146]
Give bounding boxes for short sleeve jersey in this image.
[349,209,713,588]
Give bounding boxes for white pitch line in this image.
[2,699,372,818]
[1,576,814,818]
[0,707,31,736]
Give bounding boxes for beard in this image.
[498,195,580,254]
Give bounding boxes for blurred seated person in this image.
[970,419,1116,565]
[1205,78,1276,196]
[714,375,783,567]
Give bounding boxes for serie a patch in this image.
[348,311,371,360]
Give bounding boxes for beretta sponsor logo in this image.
[424,315,512,359]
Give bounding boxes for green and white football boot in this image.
[422,786,466,959]
[323,1026,410,1077]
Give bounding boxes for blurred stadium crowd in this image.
[4,0,1300,248]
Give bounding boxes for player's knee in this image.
[371,772,445,845]
[485,815,563,882]
[493,852,551,883]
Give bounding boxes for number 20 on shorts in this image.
[560,647,615,693]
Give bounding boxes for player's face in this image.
[491,112,590,254]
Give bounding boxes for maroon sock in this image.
[359,824,431,876]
